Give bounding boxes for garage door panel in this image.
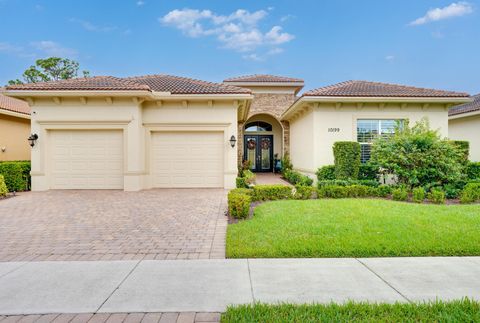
[50,130,123,189]
[151,132,224,188]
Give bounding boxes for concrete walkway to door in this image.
[255,173,291,185]
[0,257,479,315]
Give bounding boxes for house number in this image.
[328,128,340,132]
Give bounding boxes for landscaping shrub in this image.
[253,185,292,201]
[428,188,446,204]
[317,179,378,188]
[283,169,313,186]
[293,185,317,200]
[344,185,369,198]
[412,187,425,203]
[392,188,408,201]
[236,169,256,188]
[236,177,248,188]
[358,163,380,181]
[333,141,361,180]
[460,183,480,204]
[450,140,470,164]
[0,175,8,197]
[0,161,31,192]
[228,188,252,219]
[375,185,392,197]
[371,118,464,188]
[281,153,293,173]
[467,162,480,180]
[319,185,348,199]
[442,183,462,199]
[316,165,335,181]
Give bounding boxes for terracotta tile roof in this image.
[5,75,251,95]
[223,74,304,83]
[303,80,469,98]
[449,94,480,116]
[0,93,30,115]
[125,74,251,94]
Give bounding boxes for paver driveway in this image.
[0,189,227,261]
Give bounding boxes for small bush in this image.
[253,185,292,201]
[392,188,408,201]
[358,163,380,181]
[228,189,252,219]
[0,175,8,197]
[316,165,335,181]
[284,169,313,186]
[333,141,361,180]
[450,140,470,164]
[236,177,248,188]
[467,162,480,180]
[345,185,369,198]
[293,185,317,200]
[412,187,425,203]
[443,183,462,199]
[460,183,480,204]
[319,185,348,199]
[375,185,393,197]
[0,161,31,192]
[428,188,446,204]
[281,154,293,173]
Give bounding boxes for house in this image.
[0,93,31,161]
[448,94,480,161]
[4,75,470,191]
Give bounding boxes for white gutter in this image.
[0,108,30,119]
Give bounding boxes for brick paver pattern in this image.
[0,189,227,261]
[0,312,221,323]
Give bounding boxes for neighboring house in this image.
[0,93,31,161]
[4,75,470,191]
[449,94,480,161]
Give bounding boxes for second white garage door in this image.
[151,132,224,188]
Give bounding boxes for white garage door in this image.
[151,132,224,188]
[50,130,123,189]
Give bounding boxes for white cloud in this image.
[0,42,34,58]
[409,2,473,26]
[31,41,78,58]
[70,18,117,32]
[136,1,145,6]
[159,8,294,54]
[280,14,295,22]
[385,55,395,61]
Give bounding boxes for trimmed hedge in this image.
[333,141,361,180]
[467,162,480,180]
[428,188,446,204]
[0,175,8,197]
[0,161,31,192]
[228,188,252,219]
[283,169,313,186]
[316,165,335,181]
[460,183,480,204]
[253,185,293,201]
[317,179,379,188]
[293,185,316,200]
[412,187,425,203]
[392,188,408,201]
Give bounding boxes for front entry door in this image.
[244,135,273,172]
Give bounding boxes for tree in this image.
[8,57,89,85]
[370,118,464,189]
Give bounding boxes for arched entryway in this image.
[242,114,283,172]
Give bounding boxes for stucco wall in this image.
[289,109,315,175]
[0,114,30,161]
[29,97,238,191]
[449,114,480,161]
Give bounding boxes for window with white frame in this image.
[357,119,402,163]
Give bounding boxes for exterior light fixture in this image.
[229,135,237,148]
[28,133,38,147]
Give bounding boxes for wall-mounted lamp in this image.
[28,133,38,147]
[229,135,237,148]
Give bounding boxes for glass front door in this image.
[244,135,273,172]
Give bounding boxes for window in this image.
[357,119,401,163]
[245,121,272,132]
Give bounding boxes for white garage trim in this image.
[48,130,124,189]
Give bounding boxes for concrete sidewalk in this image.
[0,257,479,315]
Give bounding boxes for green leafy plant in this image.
[0,175,8,197]
[319,185,348,198]
[375,185,393,198]
[293,185,317,200]
[460,183,480,204]
[236,177,248,188]
[316,165,336,181]
[228,188,252,219]
[371,118,465,188]
[333,141,361,180]
[283,169,313,186]
[450,140,470,165]
[0,161,30,192]
[317,179,378,188]
[412,187,425,203]
[358,163,380,181]
[344,185,369,198]
[253,185,293,201]
[281,153,293,174]
[428,188,446,204]
[392,188,409,201]
[467,162,480,180]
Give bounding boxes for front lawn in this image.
[221,300,480,322]
[226,199,480,258]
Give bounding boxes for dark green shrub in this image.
[345,185,369,198]
[428,188,446,204]
[283,169,313,186]
[0,161,30,192]
[253,185,292,201]
[412,187,425,203]
[358,163,380,181]
[375,185,393,197]
[236,177,248,188]
[317,179,378,188]
[333,141,361,180]
[460,183,480,204]
[0,175,8,197]
[316,165,335,181]
[392,188,408,201]
[467,162,480,180]
[356,179,379,187]
[293,185,316,200]
[228,189,252,219]
[442,183,462,199]
[319,185,348,198]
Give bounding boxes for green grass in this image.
[221,300,480,323]
[226,199,480,258]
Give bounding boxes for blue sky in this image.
[0,0,479,94]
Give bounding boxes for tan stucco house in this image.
[449,94,480,161]
[4,74,470,191]
[0,94,31,161]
